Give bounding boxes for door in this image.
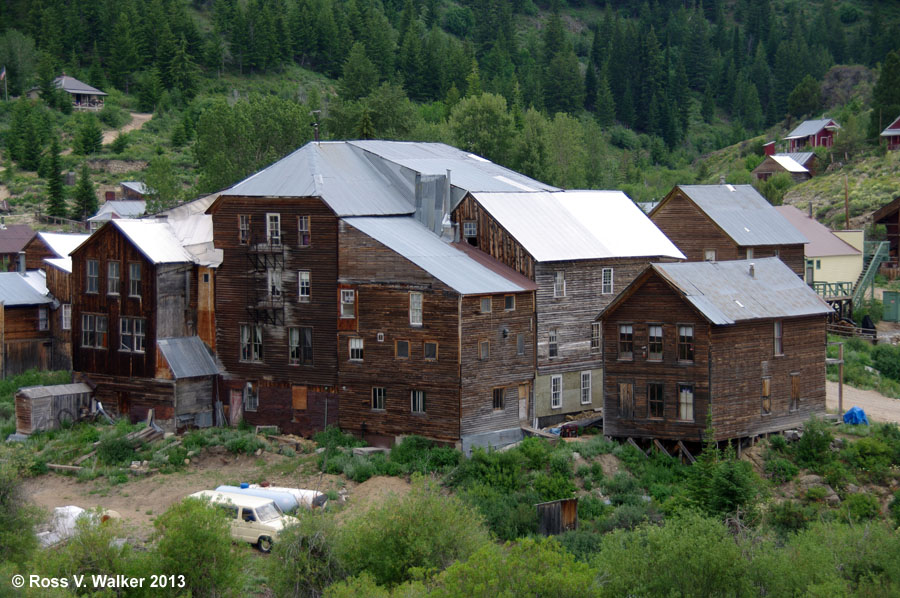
[518,384,530,423]
[229,389,243,426]
[618,382,634,419]
[884,291,900,322]
[805,261,814,285]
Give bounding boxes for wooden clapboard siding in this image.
[452,195,535,279]
[2,303,53,376]
[197,266,216,350]
[219,377,339,436]
[174,377,214,417]
[75,371,176,425]
[22,235,56,270]
[45,263,73,370]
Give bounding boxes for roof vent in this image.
[749,263,755,279]
[719,175,726,184]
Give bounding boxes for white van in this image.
[188,490,298,552]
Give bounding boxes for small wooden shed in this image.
[15,383,93,434]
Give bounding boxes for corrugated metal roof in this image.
[0,272,52,306]
[18,383,92,399]
[158,337,221,379]
[89,200,146,221]
[55,76,107,96]
[770,155,808,174]
[652,258,831,325]
[343,217,533,295]
[880,115,900,135]
[121,181,149,194]
[44,257,72,273]
[22,270,47,294]
[112,220,195,264]
[676,185,809,246]
[0,224,35,253]
[780,152,814,166]
[785,118,840,140]
[37,232,89,259]
[774,206,860,257]
[472,191,685,262]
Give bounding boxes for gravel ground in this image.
[826,380,900,423]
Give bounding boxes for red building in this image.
[784,119,840,153]
[880,115,900,150]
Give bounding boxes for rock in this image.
[846,484,859,494]
[315,447,326,454]
[796,474,824,488]
[184,459,190,465]
[825,493,841,506]
[186,450,197,458]
[571,452,581,461]
[130,461,141,469]
[830,438,845,451]
[352,446,390,457]
[209,445,226,455]
[141,460,148,467]
[164,432,175,439]
[784,430,801,442]
[255,448,263,456]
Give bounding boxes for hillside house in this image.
[774,206,863,286]
[880,115,900,150]
[88,201,146,231]
[599,258,831,445]
[28,75,107,110]
[752,153,815,182]
[453,190,684,427]
[121,182,150,201]
[0,224,35,272]
[649,184,808,277]
[22,232,89,271]
[784,119,840,152]
[873,195,900,269]
[0,271,54,377]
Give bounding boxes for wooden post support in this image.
[676,441,696,464]
[626,437,647,457]
[653,438,671,458]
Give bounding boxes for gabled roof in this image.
[121,181,150,195]
[54,75,107,96]
[600,258,831,326]
[35,232,90,259]
[157,337,221,379]
[780,152,815,166]
[785,118,840,140]
[774,206,860,258]
[769,155,809,174]
[471,190,684,262]
[72,219,195,265]
[88,200,146,222]
[0,224,35,254]
[0,272,51,306]
[873,195,900,224]
[44,257,72,274]
[653,185,808,247]
[880,115,900,136]
[342,216,535,295]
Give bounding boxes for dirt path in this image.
[826,380,900,423]
[102,112,153,145]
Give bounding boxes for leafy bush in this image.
[793,416,834,469]
[343,454,377,483]
[558,529,604,562]
[768,500,815,535]
[765,457,799,483]
[459,484,539,541]
[315,426,366,451]
[390,435,460,474]
[872,344,900,381]
[97,436,136,465]
[447,447,526,492]
[577,435,616,458]
[890,491,900,527]
[841,436,893,483]
[577,495,608,521]
[517,436,553,470]
[768,434,788,453]
[840,492,880,522]
[548,451,573,477]
[98,103,129,128]
[224,432,265,455]
[0,463,41,565]
[267,513,345,598]
[532,472,575,502]
[599,503,655,532]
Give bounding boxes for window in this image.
[289,327,313,365]
[463,221,477,239]
[517,333,525,356]
[81,314,107,348]
[340,289,355,318]
[648,383,664,418]
[244,384,258,412]
[704,249,717,261]
[774,320,783,355]
[618,382,634,418]
[298,216,310,247]
[591,322,601,352]
[493,387,505,410]
[504,295,515,311]
[551,375,562,409]
[549,328,559,358]
[267,269,282,300]
[86,259,98,293]
[774,249,780,258]
[648,325,663,360]
[580,372,591,405]
[240,324,263,362]
[790,373,800,412]
[372,387,385,411]
[107,261,120,295]
[409,292,423,326]
[553,271,566,297]
[349,337,364,361]
[480,296,491,313]
[618,324,633,360]
[37,307,48,331]
[601,268,614,294]
[266,213,281,246]
[678,383,694,421]
[762,377,771,415]
[396,340,409,359]
[746,248,754,259]
[298,270,310,301]
[61,304,71,330]
[128,262,141,297]
[120,317,146,352]
[239,215,250,244]
[480,340,490,360]
[677,325,694,362]
[816,259,821,269]
[424,341,438,361]
[411,390,426,414]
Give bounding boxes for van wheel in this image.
[257,536,273,553]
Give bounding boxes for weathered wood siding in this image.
[174,377,214,417]
[1,303,54,376]
[197,266,216,350]
[157,264,194,338]
[452,195,535,279]
[22,235,55,270]
[75,371,177,429]
[218,377,338,436]
[45,264,73,370]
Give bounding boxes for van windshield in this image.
[256,503,281,522]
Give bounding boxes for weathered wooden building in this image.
[453,190,684,427]
[599,258,830,444]
[649,184,808,277]
[881,115,900,150]
[752,154,813,182]
[784,118,840,152]
[0,223,35,272]
[0,271,54,377]
[874,195,900,270]
[22,232,89,271]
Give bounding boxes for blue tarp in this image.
[843,406,869,426]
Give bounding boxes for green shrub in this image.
[840,492,880,522]
[0,463,41,565]
[768,434,788,453]
[822,461,852,490]
[548,451,573,477]
[602,472,640,498]
[224,432,265,455]
[842,436,893,483]
[314,426,366,451]
[793,416,834,469]
[889,491,900,527]
[518,436,553,469]
[343,454,377,483]
[460,485,538,541]
[98,103,129,128]
[599,503,654,532]
[167,447,188,466]
[577,495,608,521]
[97,436,136,465]
[804,486,828,503]
[765,457,799,483]
[267,512,344,598]
[390,435,460,474]
[533,472,576,502]
[577,435,616,458]
[768,500,815,535]
[558,529,605,562]
[447,447,526,492]
[872,344,900,380]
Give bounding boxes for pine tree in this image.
[787,75,821,119]
[168,36,199,101]
[869,50,900,139]
[339,42,379,101]
[465,59,483,97]
[543,50,584,115]
[356,108,375,139]
[701,83,715,123]
[71,162,97,220]
[45,137,66,218]
[584,64,597,111]
[595,65,615,128]
[74,115,103,155]
[137,67,164,113]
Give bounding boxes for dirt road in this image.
[102,112,153,145]
[826,380,900,423]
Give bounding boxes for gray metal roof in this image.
[785,118,840,140]
[880,115,900,136]
[774,206,860,258]
[780,152,814,165]
[55,76,107,96]
[343,216,533,295]
[675,185,809,246]
[0,272,52,306]
[652,258,831,325]
[17,383,92,399]
[121,181,150,195]
[88,200,146,222]
[157,337,221,379]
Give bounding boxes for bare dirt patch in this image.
[343,476,412,513]
[102,113,153,145]
[87,159,148,174]
[827,380,900,424]
[595,453,622,477]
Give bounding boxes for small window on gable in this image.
[480,340,490,360]
[424,341,438,361]
[554,271,565,298]
[349,337,364,361]
[504,295,515,311]
[704,249,717,262]
[463,221,477,239]
[239,215,250,244]
[372,387,385,411]
[480,296,492,313]
[409,292,423,326]
[298,215,311,247]
[492,387,505,410]
[601,268,613,294]
[396,340,409,359]
[340,289,356,319]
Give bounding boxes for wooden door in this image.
[229,389,243,426]
[618,382,634,419]
[518,384,530,423]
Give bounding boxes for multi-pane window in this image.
[298,270,310,301]
[591,322,601,351]
[648,325,663,360]
[371,387,385,411]
[424,341,438,361]
[340,289,355,318]
[761,378,772,414]
[244,384,258,412]
[492,387,505,410]
[504,295,515,311]
[266,213,281,246]
[38,307,48,331]
[61,304,71,330]
[648,383,664,418]
[548,328,559,357]
[601,268,614,294]
[480,340,490,360]
[288,327,313,365]
[267,269,282,300]
[411,390,426,414]
[618,382,634,418]
[240,324,263,362]
[86,259,99,293]
[81,314,107,348]
[553,271,566,297]
[677,325,694,361]
[678,383,694,421]
[349,337,364,361]
[238,215,250,244]
[108,261,120,295]
[396,340,409,359]
[128,262,141,297]
[480,296,491,313]
[409,292,423,326]
[580,371,591,405]
[550,375,562,408]
[463,221,477,239]
[298,216,311,247]
[120,317,146,352]
[517,333,525,356]
[618,324,633,359]
[774,320,783,355]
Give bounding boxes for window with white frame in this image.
[591,322,601,351]
[618,324,633,359]
[648,325,663,360]
[372,387,385,410]
[81,314,107,348]
[298,270,310,301]
[580,371,591,404]
[411,390,426,413]
[266,213,281,246]
[550,375,562,409]
[409,292,423,326]
[340,289,355,318]
[120,317,146,352]
[289,326,313,365]
[553,271,565,297]
[349,337,364,361]
[61,304,71,330]
[298,215,310,247]
[267,269,282,300]
[128,262,141,297]
[548,328,558,357]
[244,383,258,412]
[108,261,120,295]
[86,259,99,293]
[774,320,783,355]
[601,268,613,294]
[678,383,694,421]
[240,324,263,362]
[38,307,48,331]
[238,215,250,244]
[463,221,477,239]
[480,296,491,313]
[704,249,716,262]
